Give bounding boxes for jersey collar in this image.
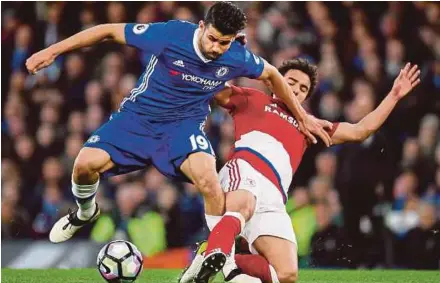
[193,28,212,64]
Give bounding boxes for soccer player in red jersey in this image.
[180,59,421,283]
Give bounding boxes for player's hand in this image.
[299,114,333,147]
[235,33,247,45]
[390,63,421,100]
[26,48,57,75]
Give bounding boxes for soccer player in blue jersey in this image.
[26,2,332,243]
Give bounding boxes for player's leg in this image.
[180,190,259,283]
[177,154,224,283]
[232,237,297,283]
[72,147,114,184]
[204,190,257,283]
[195,160,260,283]
[160,118,225,219]
[50,111,155,243]
[235,211,298,283]
[179,239,262,283]
[251,236,298,283]
[179,152,229,283]
[204,189,255,259]
[233,176,297,283]
[180,152,225,216]
[71,147,114,219]
[179,159,259,283]
[49,146,114,243]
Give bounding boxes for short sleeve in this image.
[240,49,265,79]
[124,23,169,55]
[223,85,249,112]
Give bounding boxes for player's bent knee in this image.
[239,204,254,221]
[73,158,96,181]
[73,147,111,182]
[277,269,298,283]
[226,190,256,221]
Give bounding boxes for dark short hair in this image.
[278,58,318,98]
[204,2,247,35]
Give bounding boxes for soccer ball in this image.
[97,240,144,282]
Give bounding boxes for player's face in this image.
[199,21,235,60]
[284,69,311,103]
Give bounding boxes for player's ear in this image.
[199,20,205,30]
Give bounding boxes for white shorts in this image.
[219,158,297,255]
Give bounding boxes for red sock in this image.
[235,254,272,283]
[205,215,241,256]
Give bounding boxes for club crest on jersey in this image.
[133,24,149,34]
[215,67,229,78]
[242,177,256,187]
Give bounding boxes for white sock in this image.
[205,214,222,231]
[72,179,99,220]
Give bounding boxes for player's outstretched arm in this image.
[258,60,333,146]
[26,24,126,74]
[331,63,421,145]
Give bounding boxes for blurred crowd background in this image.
[2,1,439,269]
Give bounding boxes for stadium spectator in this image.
[401,202,440,269]
[310,202,352,268]
[11,25,32,72]
[31,157,70,238]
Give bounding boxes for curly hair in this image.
[278,58,319,98]
[204,2,247,35]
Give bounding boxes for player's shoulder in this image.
[166,20,198,33]
[161,20,197,37]
[233,86,269,100]
[223,41,255,65]
[166,20,197,29]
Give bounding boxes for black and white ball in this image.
[97,240,143,283]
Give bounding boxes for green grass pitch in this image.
[2,268,439,283]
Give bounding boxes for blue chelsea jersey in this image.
[120,20,265,122]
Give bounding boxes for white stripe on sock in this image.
[72,179,99,199]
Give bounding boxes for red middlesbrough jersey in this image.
[224,86,338,203]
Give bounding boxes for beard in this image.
[200,40,222,60]
[201,48,221,60]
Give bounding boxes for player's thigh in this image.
[74,147,115,175]
[180,151,219,193]
[253,235,298,283]
[82,111,158,178]
[172,119,218,190]
[243,210,298,282]
[219,159,277,222]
